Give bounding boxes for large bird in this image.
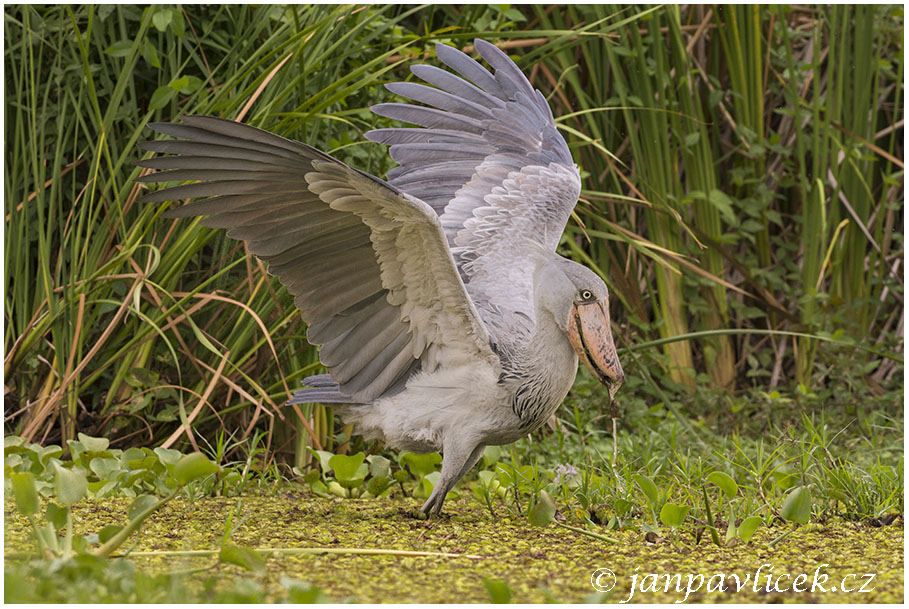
[137,39,624,515]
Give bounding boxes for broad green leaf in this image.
[365,476,390,497]
[153,447,182,466]
[307,449,335,474]
[54,464,87,506]
[169,76,190,91]
[151,8,172,32]
[659,502,690,528]
[103,40,133,57]
[781,486,812,524]
[98,524,123,544]
[529,490,556,527]
[127,494,159,520]
[633,474,659,508]
[738,516,762,542]
[220,543,265,574]
[90,457,121,480]
[10,472,39,515]
[46,503,67,529]
[706,471,738,499]
[328,452,365,482]
[173,453,220,486]
[366,454,390,479]
[400,452,441,478]
[148,85,175,110]
[77,433,109,452]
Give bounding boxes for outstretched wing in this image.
[366,39,582,338]
[137,116,498,403]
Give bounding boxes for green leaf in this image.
[151,8,172,32]
[77,433,109,452]
[46,503,67,529]
[142,39,160,69]
[89,457,121,480]
[483,578,513,604]
[529,490,556,527]
[148,85,176,110]
[153,446,182,466]
[400,452,441,478]
[220,543,266,574]
[168,76,190,91]
[103,40,133,58]
[10,472,39,516]
[781,486,812,524]
[307,449,335,474]
[738,516,762,542]
[127,494,159,521]
[98,524,123,544]
[659,502,690,528]
[365,476,390,497]
[706,471,738,499]
[633,474,659,508]
[173,453,220,486]
[366,454,390,479]
[328,453,369,489]
[54,463,88,506]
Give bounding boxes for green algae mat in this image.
[5,494,903,603]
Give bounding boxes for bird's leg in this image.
[421,442,486,516]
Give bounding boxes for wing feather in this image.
[138,116,497,402]
[365,39,582,343]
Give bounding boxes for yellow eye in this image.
[580,290,593,301]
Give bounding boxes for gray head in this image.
[539,256,624,398]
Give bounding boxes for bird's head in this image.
[541,258,624,399]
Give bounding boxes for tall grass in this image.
[4,5,903,457]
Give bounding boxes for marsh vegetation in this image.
[4,4,903,603]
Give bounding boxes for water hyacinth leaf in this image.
[77,433,110,453]
[328,481,347,498]
[154,446,182,467]
[613,499,633,517]
[365,476,390,497]
[482,445,503,468]
[10,472,39,516]
[46,502,67,529]
[54,463,88,506]
[706,471,738,499]
[633,474,659,508]
[483,578,513,604]
[781,486,812,524]
[418,471,442,499]
[328,453,368,489]
[128,494,159,521]
[220,543,266,574]
[738,516,762,542]
[529,490,556,527]
[90,457,121,480]
[400,452,442,478]
[98,524,123,544]
[173,453,220,486]
[659,503,690,528]
[307,449,335,474]
[366,454,391,479]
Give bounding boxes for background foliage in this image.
[4,5,903,466]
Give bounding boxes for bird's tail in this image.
[288,374,358,405]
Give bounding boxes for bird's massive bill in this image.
[567,302,624,399]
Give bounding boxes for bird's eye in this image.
[580,289,593,301]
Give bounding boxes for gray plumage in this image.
[137,39,623,516]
